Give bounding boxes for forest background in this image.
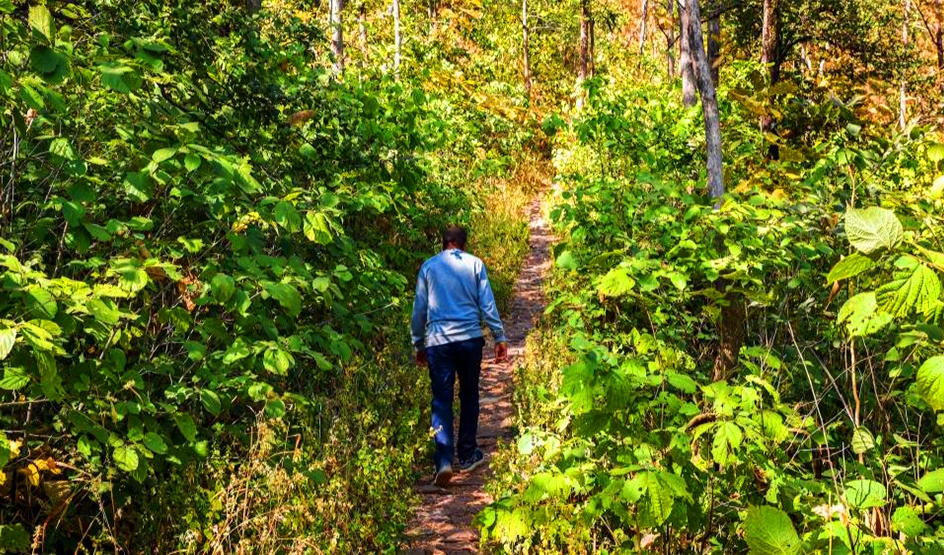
[0,0,943,553]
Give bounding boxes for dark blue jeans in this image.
[426,336,485,471]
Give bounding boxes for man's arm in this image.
[476,262,507,362]
[411,267,429,362]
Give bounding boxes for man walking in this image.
[411,227,508,487]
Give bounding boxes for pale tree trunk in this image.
[900,0,910,130]
[393,0,402,76]
[576,0,591,108]
[639,0,649,55]
[686,0,723,200]
[666,0,676,78]
[358,4,368,68]
[679,0,698,107]
[330,0,345,77]
[707,1,720,86]
[590,18,596,76]
[523,0,533,99]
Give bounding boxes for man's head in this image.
[442,226,468,250]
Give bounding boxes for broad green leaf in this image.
[555,250,578,271]
[917,468,944,493]
[845,479,886,509]
[878,263,941,318]
[665,371,697,394]
[711,421,743,465]
[932,175,944,198]
[274,201,302,233]
[917,356,944,411]
[892,506,927,536]
[265,283,302,317]
[151,148,177,163]
[265,398,286,419]
[851,427,875,454]
[184,153,202,172]
[928,143,944,163]
[0,327,15,360]
[844,207,903,254]
[837,292,892,337]
[743,506,801,555]
[643,471,676,525]
[123,172,152,202]
[113,445,139,472]
[211,273,236,303]
[174,413,198,442]
[222,340,251,365]
[87,298,120,326]
[200,389,221,416]
[28,5,54,42]
[25,287,57,319]
[0,0,14,14]
[303,211,333,244]
[98,62,142,93]
[826,253,874,284]
[263,348,293,375]
[0,431,9,468]
[119,269,149,293]
[597,267,636,297]
[36,350,63,400]
[143,432,168,455]
[29,46,68,81]
[0,367,28,390]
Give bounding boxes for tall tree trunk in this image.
[679,0,698,107]
[707,1,720,86]
[901,0,911,130]
[330,0,345,77]
[523,0,533,99]
[639,0,649,55]
[666,0,676,78]
[761,0,780,84]
[936,0,944,70]
[761,0,779,158]
[393,0,402,76]
[590,17,596,76]
[358,3,368,68]
[576,0,591,108]
[246,0,262,13]
[686,0,723,200]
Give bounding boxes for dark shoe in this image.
[434,464,453,487]
[457,449,486,472]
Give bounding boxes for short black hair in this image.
[442,226,468,249]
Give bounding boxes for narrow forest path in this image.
[405,195,554,554]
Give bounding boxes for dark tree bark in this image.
[666,0,676,78]
[679,0,698,107]
[330,0,345,77]
[590,17,596,76]
[246,0,262,13]
[358,3,368,67]
[523,0,533,99]
[707,1,720,86]
[760,0,779,158]
[937,0,944,69]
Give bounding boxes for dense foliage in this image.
[0,0,536,551]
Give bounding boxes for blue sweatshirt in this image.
[411,248,506,350]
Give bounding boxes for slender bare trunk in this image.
[523,0,533,99]
[679,0,697,107]
[686,0,723,200]
[901,0,910,130]
[707,2,720,86]
[937,0,944,70]
[330,0,345,77]
[666,0,676,78]
[358,4,368,67]
[639,0,649,55]
[576,0,591,108]
[761,0,779,157]
[393,0,402,76]
[590,17,596,76]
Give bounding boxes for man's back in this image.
[411,248,505,350]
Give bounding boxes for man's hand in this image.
[416,349,428,367]
[495,342,508,364]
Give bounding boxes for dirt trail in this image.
[405,196,554,554]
